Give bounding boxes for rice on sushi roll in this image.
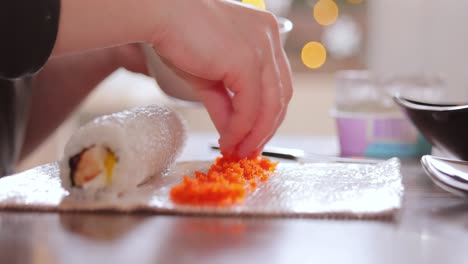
[60,104,186,193]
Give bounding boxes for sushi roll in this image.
[60,104,186,193]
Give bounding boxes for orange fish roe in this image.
[170,155,278,206]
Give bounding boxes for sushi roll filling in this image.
[69,146,117,188]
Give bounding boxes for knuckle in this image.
[261,11,278,29]
[264,14,280,37]
[244,44,263,67]
[252,47,264,64]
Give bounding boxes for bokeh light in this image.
[242,0,266,10]
[322,16,362,59]
[301,41,327,69]
[313,0,339,26]
[347,0,364,4]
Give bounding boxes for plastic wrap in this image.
[0,159,403,219]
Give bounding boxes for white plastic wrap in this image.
[0,159,403,219]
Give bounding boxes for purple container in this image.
[334,111,431,159]
[333,70,442,159]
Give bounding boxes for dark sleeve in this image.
[0,0,60,79]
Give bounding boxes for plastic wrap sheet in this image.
[0,159,403,219]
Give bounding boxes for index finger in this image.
[218,67,262,155]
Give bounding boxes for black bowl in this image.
[394,96,468,160]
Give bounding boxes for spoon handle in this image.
[210,145,383,164]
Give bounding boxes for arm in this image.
[56,0,293,158]
[14,0,292,159]
[0,0,154,77]
[21,48,121,158]
[52,0,156,56]
[144,0,293,157]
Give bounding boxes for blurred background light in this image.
[322,15,362,59]
[313,0,339,26]
[242,0,266,9]
[301,41,327,69]
[347,0,364,5]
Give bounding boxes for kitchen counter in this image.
[3,134,468,264]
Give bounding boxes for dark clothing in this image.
[0,79,31,175]
[0,0,60,176]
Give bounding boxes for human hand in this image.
[151,0,293,158]
[141,44,201,102]
[55,0,292,158]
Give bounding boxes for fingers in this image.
[236,40,284,157]
[276,46,294,105]
[147,0,293,158]
[163,65,234,133]
[253,40,293,150]
[235,26,293,157]
[195,82,233,133]
[218,67,262,154]
[168,48,263,156]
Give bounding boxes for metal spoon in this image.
[421,155,468,198]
